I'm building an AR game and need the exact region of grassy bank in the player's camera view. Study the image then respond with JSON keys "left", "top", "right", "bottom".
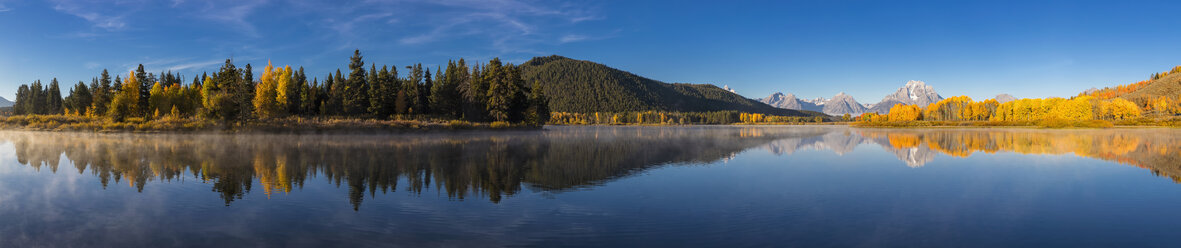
{"left": 0, "top": 115, "right": 538, "bottom": 133}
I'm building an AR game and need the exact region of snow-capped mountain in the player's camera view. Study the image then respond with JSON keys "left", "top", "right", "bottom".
{"left": 801, "top": 97, "right": 827, "bottom": 106}
{"left": 759, "top": 92, "right": 862, "bottom": 115}
{"left": 763, "top": 80, "right": 943, "bottom": 116}
{"left": 758, "top": 92, "right": 822, "bottom": 112}
{"left": 866, "top": 80, "right": 944, "bottom": 114}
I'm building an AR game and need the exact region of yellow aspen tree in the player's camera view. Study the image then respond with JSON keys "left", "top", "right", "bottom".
{"left": 275, "top": 65, "right": 294, "bottom": 112}
{"left": 254, "top": 61, "right": 282, "bottom": 118}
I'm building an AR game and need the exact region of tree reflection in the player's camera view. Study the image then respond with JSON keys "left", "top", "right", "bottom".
{"left": 0, "top": 127, "right": 803, "bottom": 208}
{"left": 7, "top": 127, "right": 1179, "bottom": 209}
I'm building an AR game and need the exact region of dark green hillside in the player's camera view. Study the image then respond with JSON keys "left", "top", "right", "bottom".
{"left": 519, "top": 55, "right": 818, "bottom": 116}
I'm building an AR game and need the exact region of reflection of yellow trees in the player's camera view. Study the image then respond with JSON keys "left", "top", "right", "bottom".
{"left": 861, "top": 129, "right": 1181, "bottom": 182}
{"left": 887, "top": 133, "right": 921, "bottom": 148}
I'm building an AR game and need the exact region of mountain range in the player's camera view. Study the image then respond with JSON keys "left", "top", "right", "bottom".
{"left": 519, "top": 55, "right": 821, "bottom": 117}
{"left": 759, "top": 80, "right": 941, "bottom": 116}
{"left": 760, "top": 81, "right": 1023, "bottom": 116}
{"left": 0, "top": 97, "right": 12, "bottom": 108}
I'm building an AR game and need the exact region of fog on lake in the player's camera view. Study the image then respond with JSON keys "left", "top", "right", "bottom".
{"left": 2, "top": 126, "right": 1179, "bottom": 247}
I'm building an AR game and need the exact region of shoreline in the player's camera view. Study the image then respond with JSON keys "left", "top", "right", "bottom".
{"left": 0, "top": 115, "right": 541, "bottom": 134}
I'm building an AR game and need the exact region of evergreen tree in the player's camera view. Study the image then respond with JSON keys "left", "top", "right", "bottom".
{"left": 343, "top": 50, "right": 369, "bottom": 115}
{"left": 300, "top": 77, "right": 317, "bottom": 116}
{"left": 46, "top": 78, "right": 64, "bottom": 115}
{"left": 14, "top": 84, "right": 29, "bottom": 115}
{"left": 113, "top": 75, "right": 123, "bottom": 93}
{"left": 91, "top": 69, "right": 113, "bottom": 115}
{"left": 461, "top": 62, "right": 486, "bottom": 122}
{"left": 30, "top": 80, "right": 44, "bottom": 114}
{"left": 135, "top": 64, "right": 150, "bottom": 116}
{"left": 288, "top": 67, "right": 305, "bottom": 115}
{"left": 405, "top": 64, "right": 423, "bottom": 115}
{"left": 485, "top": 59, "right": 518, "bottom": 122}
{"left": 526, "top": 80, "right": 551, "bottom": 126}
{"left": 65, "top": 81, "right": 93, "bottom": 115}
{"left": 421, "top": 68, "right": 433, "bottom": 115}
{"left": 367, "top": 64, "right": 385, "bottom": 117}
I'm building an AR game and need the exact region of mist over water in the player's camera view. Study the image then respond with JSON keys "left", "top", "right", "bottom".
{"left": 1, "top": 126, "right": 1180, "bottom": 247}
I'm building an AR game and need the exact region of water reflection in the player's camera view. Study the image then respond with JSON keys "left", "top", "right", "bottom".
{"left": 4, "top": 126, "right": 1180, "bottom": 209}
{"left": 762, "top": 128, "right": 1181, "bottom": 181}
{"left": 1, "top": 127, "right": 811, "bottom": 208}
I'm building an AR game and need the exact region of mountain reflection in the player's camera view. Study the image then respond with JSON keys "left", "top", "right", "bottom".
{"left": 4, "top": 126, "right": 1180, "bottom": 209}
{"left": 763, "top": 128, "right": 1181, "bottom": 181}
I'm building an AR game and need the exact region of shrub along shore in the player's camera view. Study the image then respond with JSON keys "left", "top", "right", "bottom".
{"left": 0, "top": 114, "right": 535, "bottom": 133}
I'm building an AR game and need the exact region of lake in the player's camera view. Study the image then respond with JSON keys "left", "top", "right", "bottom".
{"left": 1, "top": 126, "right": 1179, "bottom": 247}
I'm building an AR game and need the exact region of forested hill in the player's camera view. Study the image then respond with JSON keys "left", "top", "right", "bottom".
{"left": 1082, "top": 66, "right": 1181, "bottom": 105}
{"left": 519, "top": 55, "right": 819, "bottom": 116}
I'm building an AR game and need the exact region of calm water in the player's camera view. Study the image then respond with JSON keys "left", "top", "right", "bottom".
{"left": 1, "top": 126, "right": 1180, "bottom": 247}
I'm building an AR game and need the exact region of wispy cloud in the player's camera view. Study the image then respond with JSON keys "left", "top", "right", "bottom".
{"left": 294, "top": 0, "right": 607, "bottom": 53}
{"left": 49, "top": 0, "right": 130, "bottom": 30}
{"left": 0, "top": 4, "right": 11, "bottom": 12}
{"left": 559, "top": 34, "right": 588, "bottom": 43}
{"left": 179, "top": 0, "right": 268, "bottom": 37}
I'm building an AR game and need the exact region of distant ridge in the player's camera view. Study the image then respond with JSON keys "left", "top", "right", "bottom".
{"left": 0, "top": 96, "right": 12, "bottom": 107}
{"left": 519, "top": 55, "right": 819, "bottom": 116}
{"left": 761, "top": 80, "right": 943, "bottom": 115}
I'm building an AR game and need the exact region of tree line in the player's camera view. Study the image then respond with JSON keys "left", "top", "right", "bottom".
{"left": 12, "top": 50, "right": 550, "bottom": 126}
{"left": 860, "top": 95, "right": 1145, "bottom": 123}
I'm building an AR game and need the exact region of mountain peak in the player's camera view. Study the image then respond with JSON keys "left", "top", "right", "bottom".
{"left": 866, "top": 80, "right": 945, "bottom": 114}
{"left": 994, "top": 94, "right": 1016, "bottom": 103}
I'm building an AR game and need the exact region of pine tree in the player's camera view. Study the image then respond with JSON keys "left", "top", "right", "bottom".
{"left": 46, "top": 78, "right": 64, "bottom": 115}
{"left": 343, "top": 50, "right": 369, "bottom": 115}
{"left": 405, "top": 64, "right": 423, "bottom": 115}
{"left": 485, "top": 59, "right": 516, "bottom": 122}
{"left": 430, "top": 62, "right": 456, "bottom": 118}
{"left": 421, "top": 68, "right": 433, "bottom": 115}
{"left": 90, "top": 69, "right": 113, "bottom": 115}
{"left": 113, "top": 76, "right": 123, "bottom": 93}
{"left": 65, "top": 81, "right": 93, "bottom": 116}
{"left": 288, "top": 67, "right": 305, "bottom": 115}
{"left": 14, "top": 84, "right": 29, "bottom": 115}
{"left": 136, "top": 64, "right": 150, "bottom": 115}
{"left": 461, "top": 61, "right": 486, "bottom": 122}
{"left": 526, "top": 80, "right": 551, "bottom": 125}
{"left": 367, "top": 64, "right": 385, "bottom": 117}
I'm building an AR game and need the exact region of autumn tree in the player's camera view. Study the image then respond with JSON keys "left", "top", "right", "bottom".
{"left": 109, "top": 70, "right": 141, "bottom": 121}
{"left": 254, "top": 61, "right": 286, "bottom": 118}
{"left": 1100, "top": 98, "right": 1141, "bottom": 120}
{"left": 887, "top": 104, "right": 922, "bottom": 122}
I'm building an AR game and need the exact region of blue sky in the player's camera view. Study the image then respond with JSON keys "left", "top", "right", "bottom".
{"left": 1, "top": 0, "right": 1179, "bottom": 103}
